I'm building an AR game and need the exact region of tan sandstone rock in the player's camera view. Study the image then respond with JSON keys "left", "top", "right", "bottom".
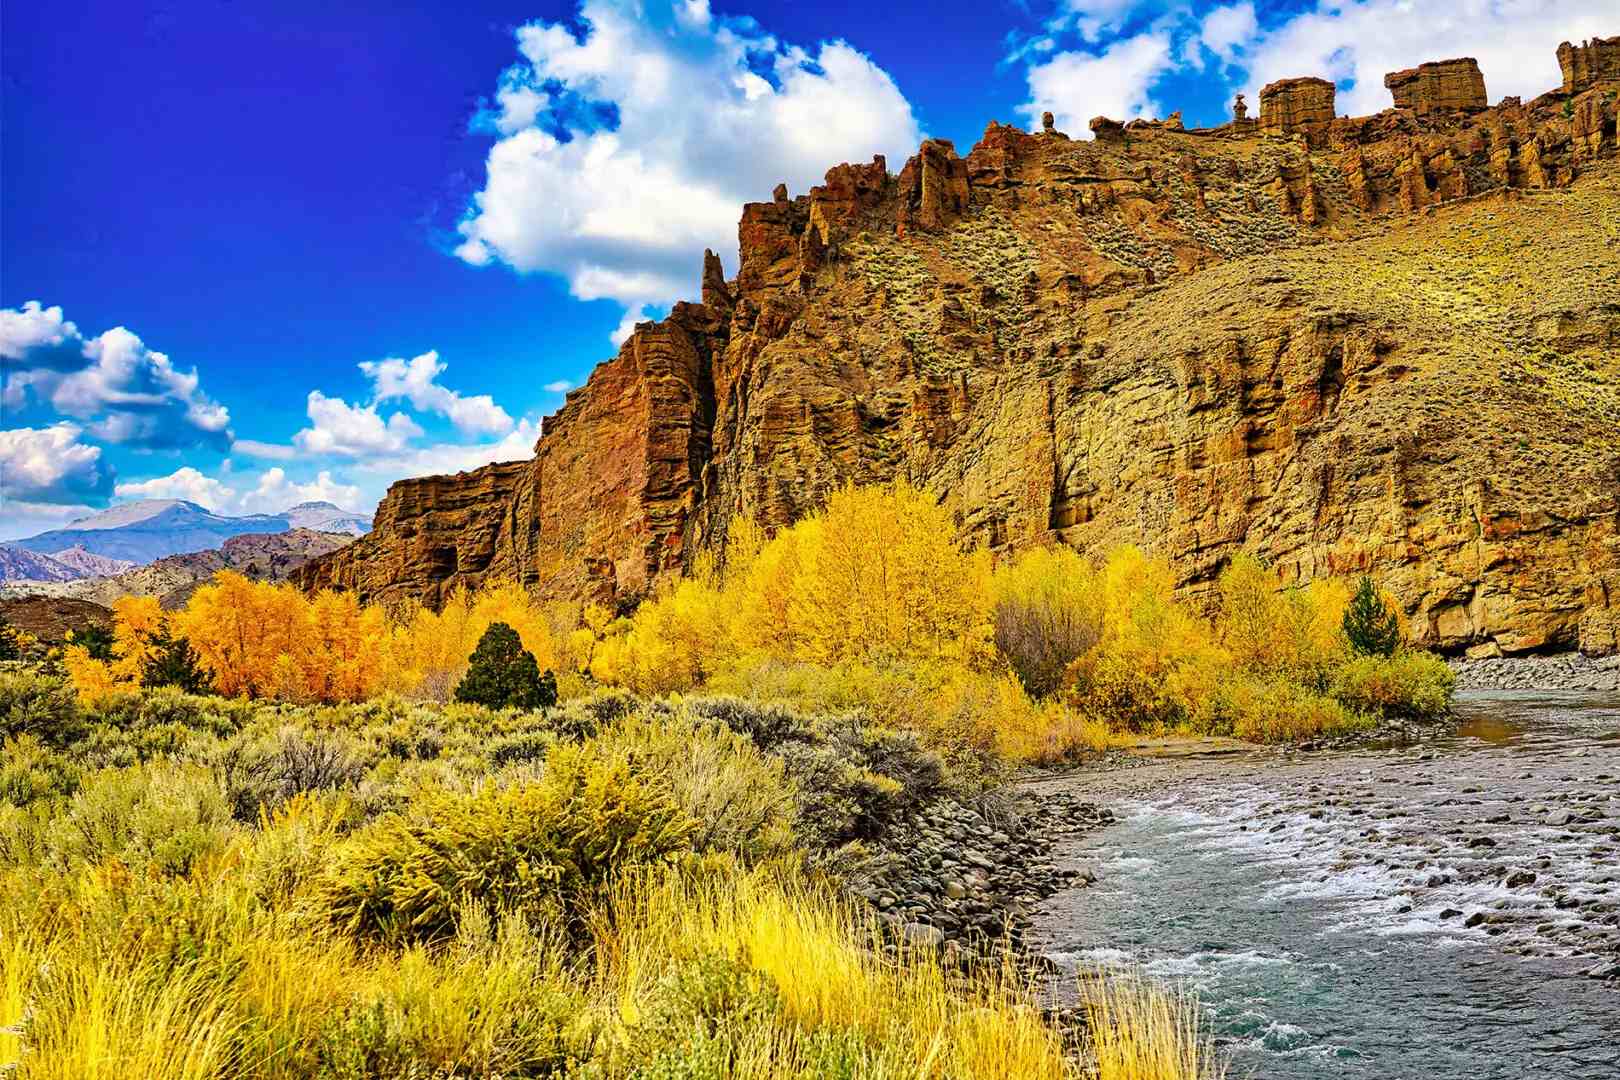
{"left": 1259, "top": 77, "right": 1336, "bottom": 145}
{"left": 299, "top": 43, "right": 1620, "bottom": 657}
{"left": 1385, "top": 58, "right": 1487, "bottom": 115}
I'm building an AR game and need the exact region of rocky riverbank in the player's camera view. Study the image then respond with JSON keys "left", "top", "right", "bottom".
{"left": 1451, "top": 653, "right": 1620, "bottom": 692}
{"left": 848, "top": 787, "right": 1113, "bottom": 961}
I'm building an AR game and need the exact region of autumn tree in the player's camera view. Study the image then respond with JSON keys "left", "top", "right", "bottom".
{"left": 732, "top": 480, "right": 992, "bottom": 667}
{"left": 991, "top": 545, "right": 1102, "bottom": 698}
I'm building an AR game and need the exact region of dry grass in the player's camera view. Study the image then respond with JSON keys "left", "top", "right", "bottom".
{"left": 1081, "top": 970, "right": 1225, "bottom": 1080}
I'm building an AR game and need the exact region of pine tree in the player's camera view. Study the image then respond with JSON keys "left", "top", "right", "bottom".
{"left": 1342, "top": 575, "right": 1401, "bottom": 657}
{"left": 453, "top": 622, "right": 556, "bottom": 710}
{"left": 71, "top": 623, "right": 115, "bottom": 660}
{"left": 143, "top": 631, "right": 208, "bottom": 693}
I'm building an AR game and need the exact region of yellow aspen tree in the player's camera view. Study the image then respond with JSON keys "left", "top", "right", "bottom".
{"left": 108, "top": 595, "right": 166, "bottom": 686}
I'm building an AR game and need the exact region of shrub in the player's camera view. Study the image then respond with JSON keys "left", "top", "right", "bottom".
{"left": 214, "top": 726, "right": 373, "bottom": 822}
{"left": 594, "top": 706, "right": 798, "bottom": 861}
{"left": 991, "top": 545, "right": 1102, "bottom": 698}
{"left": 0, "top": 669, "right": 84, "bottom": 747}
{"left": 321, "top": 739, "right": 694, "bottom": 942}
{"left": 0, "top": 616, "right": 21, "bottom": 661}
{"left": 1218, "top": 678, "right": 1374, "bottom": 743}
{"left": 1343, "top": 575, "right": 1401, "bottom": 657}
{"left": 1331, "top": 651, "right": 1455, "bottom": 721}
{"left": 452, "top": 622, "right": 556, "bottom": 710}
{"left": 43, "top": 763, "right": 234, "bottom": 876}
{"left": 0, "top": 734, "right": 81, "bottom": 808}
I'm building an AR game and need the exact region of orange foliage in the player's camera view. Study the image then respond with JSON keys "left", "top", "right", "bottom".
{"left": 171, "top": 572, "right": 385, "bottom": 702}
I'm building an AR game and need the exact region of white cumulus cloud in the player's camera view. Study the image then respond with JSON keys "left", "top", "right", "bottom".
{"left": 114, "top": 466, "right": 237, "bottom": 511}
{"left": 293, "top": 391, "right": 424, "bottom": 457}
{"left": 0, "top": 423, "right": 115, "bottom": 504}
{"left": 1239, "top": 0, "right": 1619, "bottom": 118}
{"left": 237, "top": 468, "right": 366, "bottom": 516}
{"left": 352, "top": 418, "right": 541, "bottom": 481}
{"left": 358, "top": 350, "right": 513, "bottom": 437}
{"left": 454, "top": 0, "right": 922, "bottom": 341}
{"left": 1023, "top": 31, "right": 1175, "bottom": 134}
{"left": 1, "top": 302, "right": 231, "bottom": 451}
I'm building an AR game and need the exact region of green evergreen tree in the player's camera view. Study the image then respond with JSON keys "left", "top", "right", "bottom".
{"left": 453, "top": 622, "right": 557, "bottom": 710}
{"left": 1343, "top": 575, "right": 1401, "bottom": 657}
{"left": 70, "top": 623, "right": 115, "bottom": 659}
{"left": 143, "top": 631, "right": 208, "bottom": 693}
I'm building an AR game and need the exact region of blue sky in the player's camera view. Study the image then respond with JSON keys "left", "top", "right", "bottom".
{"left": 2, "top": 0, "right": 1611, "bottom": 540}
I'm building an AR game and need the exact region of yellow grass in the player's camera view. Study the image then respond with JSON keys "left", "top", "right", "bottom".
{"left": 1081, "top": 970, "right": 1225, "bottom": 1080}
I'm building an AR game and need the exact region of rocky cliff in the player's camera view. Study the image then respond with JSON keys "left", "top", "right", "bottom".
{"left": 299, "top": 44, "right": 1620, "bottom": 657}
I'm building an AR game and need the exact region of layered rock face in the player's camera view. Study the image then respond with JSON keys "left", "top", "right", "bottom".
{"left": 1559, "top": 36, "right": 1620, "bottom": 94}
{"left": 1384, "top": 58, "right": 1487, "bottom": 115}
{"left": 1259, "top": 77, "right": 1337, "bottom": 145}
{"left": 300, "top": 46, "right": 1620, "bottom": 656}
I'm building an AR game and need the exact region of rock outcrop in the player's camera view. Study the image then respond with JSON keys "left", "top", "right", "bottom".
{"left": 1385, "top": 58, "right": 1487, "bottom": 115}
{"left": 299, "top": 44, "right": 1620, "bottom": 657}
{"left": 1559, "top": 36, "right": 1620, "bottom": 95}
{"left": 1259, "top": 77, "right": 1337, "bottom": 145}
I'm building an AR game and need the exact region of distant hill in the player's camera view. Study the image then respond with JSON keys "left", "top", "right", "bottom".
{"left": 2, "top": 529, "right": 356, "bottom": 609}
{"left": 0, "top": 596, "right": 112, "bottom": 645}
{"left": 0, "top": 545, "right": 81, "bottom": 584}
{"left": 8, "top": 499, "right": 371, "bottom": 567}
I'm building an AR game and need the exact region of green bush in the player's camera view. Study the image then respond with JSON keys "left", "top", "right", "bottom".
{"left": 0, "top": 616, "right": 22, "bottom": 661}
{"left": 0, "top": 669, "right": 84, "bottom": 747}
{"left": 594, "top": 707, "right": 797, "bottom": 861}
{"left": 43, "top": 762, "right": 234, "bottom": 876}
{"left": 1332, "top": 651, "right": 1455, "bottom": 721}
{"left": 321, "top": 739, "right": 694, "bottom": 942}
{"left": 1343, "top": 576, "right": 1401, "bottom": 658}
{"left": 453, "top": 622, "right": 557, "bottom": 710}
{"left": 142, "top": 631, "right": 209, "bottom": 693}
{"left": 70, "top": 623, "right": 115, "bottom": 659}
{"left": 213, "top": 726, "right": 373, "bottom": 822}
{"left": 0, "top": 733, "right": 82, "bottom": 807}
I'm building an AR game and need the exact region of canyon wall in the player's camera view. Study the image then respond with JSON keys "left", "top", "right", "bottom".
{"left": 299, "top": 46, "right": 1620, "bottom": 656}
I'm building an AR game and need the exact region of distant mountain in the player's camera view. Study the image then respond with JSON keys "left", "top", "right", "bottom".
{"left": 0, "top": 543, "right": 139, "bottom": 585}
{"left": 282, "top": 501, "right": 372, "bottom": 536}
{"left": 2, "top": 529, "right": 356, "bottom": 609}
{"left": 10, "top": 499, "right": 371, "bottom": 565}
{"left": 0, "top": 545, "right": 80, "bottom": 584}
{"left": 43, "top": 546, "right": 137, "bottom": 578}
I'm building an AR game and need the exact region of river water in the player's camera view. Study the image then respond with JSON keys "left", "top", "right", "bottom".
{"left": 1027, "top": 691, "right": 1620, "bottom": 1079}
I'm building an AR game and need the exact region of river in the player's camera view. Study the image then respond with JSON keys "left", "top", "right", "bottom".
{"left": 1026, "top": 691, "right": 1620, "bottom": 1079}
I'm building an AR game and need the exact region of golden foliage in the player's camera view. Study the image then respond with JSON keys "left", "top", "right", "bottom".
{"left": 712, "top": 480, "right": 994, "bottom": 667}
{"left": 378, "top": 581, "right": 569, "bottom": 701}
{"left": 63, "top": 595, "right": 170, "bottom": 702}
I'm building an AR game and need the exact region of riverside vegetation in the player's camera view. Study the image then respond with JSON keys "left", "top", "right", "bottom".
{"left": 0, "top": 482, "right": 1452, "bottom": 1078}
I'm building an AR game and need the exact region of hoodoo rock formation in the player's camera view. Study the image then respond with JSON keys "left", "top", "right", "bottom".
{"left": 300, "top": 45, "right": 1620, "bottom": 657}
{"left": 1384, "top": 58, "right": 1487, "bottom": 116}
